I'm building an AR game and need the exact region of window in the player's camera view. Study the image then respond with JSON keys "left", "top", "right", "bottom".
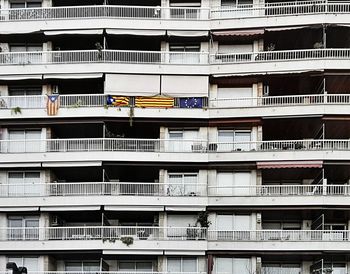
{"left": 323, "top": 263, "right": 347, "bottom": 274}
{"left": 7, "top": 257, "right": 39, "bottom": 272}
{"left": 7, "top": 86, "right": 43, "bottom": 108}
{"left": 7, "top": 216, "right": 39, "bottom": 240}
{"left": 65, "top": 261, "right": 100, "bottom": 272}
{"left": 118, "top": 261, "right": 153, "bottom": 272}
{"left": 168, "top": 129, "right": 199, "bottom": 152}
{"left": 167, "top": 173, "right": 199, "bottom": 196}
{"left": 217, "top": 87, "right": 253, "bottom": 107}
{"left": 7, "top": 171, "right": 41, "bottom": 196}
{"left": 220, "top": 0, "right": 253, "bottom": 18}
{"left": 216, "top": 257, "right": 251, "bottom": 274}
{"left": 169, "top": 44, "right": 200, "bottom": 64}
{"left": 262, "top": 263, "right": 301, "bottom": 274}
{"left": 8, "top": 129, "right": 42, "bottom": 153}
{"left": 218, "top": 129, "right": 251, "bottom": 151}
{"left": 9, "top": 44, "right": 42, "bottom": 64}
{"left": 216, "top": 171, "right": 251, "bottom": 196}
{"left": 216, "top": 214, "right": 251, "bottom": 240}
{"left": 10, "top": 0, "right": 42, "bottom": 8}
{"left": 169, "top": 1, "right": 201, "bottom": 19}
{"left": 167, "top": 214, "right": 198, "bottom": 238}
{"left": 167, "top": 257, "right": 197, "bottom": 272}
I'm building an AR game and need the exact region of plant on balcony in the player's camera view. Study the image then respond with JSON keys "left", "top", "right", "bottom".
{"left": 70, "top": 99, "right": 83, "bottom": 108}
{"left": 196, "top": 211, "right": 211, "bottom": 228}
{"left": 11, "top": 106, "right": 21, "bottom": 115}
{"left": 120, "top": 236, "right": 134, "bottom": 246}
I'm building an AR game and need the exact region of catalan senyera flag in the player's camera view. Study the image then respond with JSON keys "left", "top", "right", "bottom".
{"left": 135, "top": 96, "right": 174, "bottom": 108}
{"left": 46, "top": 94, "right": 60, "bottom": 116}
{"left": 106, "top": 95, "right": 129, "bottom": 107}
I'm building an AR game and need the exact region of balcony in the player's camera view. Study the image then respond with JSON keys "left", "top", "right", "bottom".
{"left": 0, "top": 181, "right": 207, "bottom": 197}
{"left": 0, "top": 226, "right": 208, "bottom": 252}
{"left": 0, "top": 138, "right": 350, "bottom": 164}
{"left": 0, "top": 1, "right": 349, "bottom": 32}
{"left": 0, "top": 48, "right": 349, "bottom": 76}
{"left": 0, "top": 93, "right": 349, "bottom": 120}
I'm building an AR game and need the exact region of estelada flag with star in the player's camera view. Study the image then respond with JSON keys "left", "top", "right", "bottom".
{"left": 47, "top": 94, "right": 60, "bottom": 116}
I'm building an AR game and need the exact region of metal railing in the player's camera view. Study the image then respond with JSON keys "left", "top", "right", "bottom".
{"left": 208, "top": 184, "right": 325, "bottom": 196}
{"left": 0, "top": 93, "right": 348, "bottom": 111}
{"left": 207, "top": 230, "right": 350, "bottom": 241}
{"left": 0, "top": 272, "right": 207, "bottom": 274}
{"left": 0, "top": 1, "right": 348, "bottom": 21}
{"left": 0, "top": 5, "right": 210, "bottom": 21}
{"left": 0, "top": 182, "right": 207, "bottom": 197}
{"left": 1, "top": 227, "right": 350, "bottom": 242}
{"left": 209, "top": 93, "right": 350, "bottom": 108}
{"left": 210, "top": 48, "right": 350, "bottom": 64}
{"left": 0, "top": 50, "right": 208, "bottom": 65}
{"left": 0, "top": 226, "right": 207, "bottom": 241}
{"left": 0, "top": 48, "right": 349, "bottom": 66}
{"left": 1, "top": 138, "right": 350, "bottom": 153}
{"left": 211, "top": 0, "right": 350, "bottom": 19}
{"left": 262, "top": 267, "right": 302, "bottom": 274}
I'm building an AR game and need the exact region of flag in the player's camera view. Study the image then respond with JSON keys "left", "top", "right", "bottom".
{"left": 179, "top": 97, "right": 203, "bottom": 108}
{"left": 46, "top": 94, "right": 60, "bottom": 116}
{"left": 106, "top": 95, "right": 129, "bottom": 107}
{"left": 135, "top": 96, "right": 174, "bottom": 108}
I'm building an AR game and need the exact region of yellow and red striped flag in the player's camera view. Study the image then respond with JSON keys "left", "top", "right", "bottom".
{"left": 46, "top": 94, "right": 60, "bottom": 116}
{"left": 135, "top": 96, "right": 174, "bottom": 108}
{"left": 107, "top": 95, "right": 129, "bottom": 107}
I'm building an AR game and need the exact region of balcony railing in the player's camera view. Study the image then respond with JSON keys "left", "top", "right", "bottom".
{"left": 0, "top": 48, "right": 349, "bottom": 67}
{"left": 0, "top": 182, "right": 207, "bottom": 197}
{"left": 208, "top": 230, "right": 350, "bottom": 241}
{"left": 0, "top": 50, "right": 208, "bottom": 65}
{"left": 0, "top": 5, "right": 210, "bottom": 21}
{"left": 0, "top": 226, "right": 207, "bottom": 241}
{"left": 211, "top": 0, "right": 350, "bottom": 19}
{"left": 0, "top": 272, "right": 207, "bottom": 274}
{"left": 0, "top": 138, "right": 350, "bottom": 153}
{"left": 0, "top": 94, "right": 209, "bottom": 109}
{"left": 1, "top": 227, "right": 349, "bottom": 242}
{"left": 210, "top": 48, "right": 350, "bottom": 63}
{"left": 262, "top": 267, "right": 302, "bottom": 274}
{"left": 0, "top": 1, "right": 348, "bottom": 21}
{"left": 210, "top": 93, "right": 350, "bottom": 108}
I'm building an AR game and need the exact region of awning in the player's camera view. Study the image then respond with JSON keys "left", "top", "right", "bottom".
{"left": 42, "top": 161, "right": 102, "bottom": 167}
{"left": 165, "top": 206, "right": 206, "bottom": 211}
{"left": 167, "top": 30, "right": 209, "bottom": 37}
{"left": 104, "top": 206, "right": 164, "bottom": 211}
{"left": 103, "top": 250, "right": 163, "bottom": 255}
{"left": 0, "top": 207, "right": 39, "bottom": 212}
{"left": 0, "top": 74, "right": 42, "bottom": 80}
{"left": 265, "top": 26, "right": 308, "bottom": 32}
{"left": 161, "top": 75, "right": 208, "bottom": 97}
{"left": 40, "top": 206, "right": 101, "bottom": 211}
{"left": 44, "top": 29, "right": 103, "bottom": 36}
{"left": 165, "top": 251, "right": 206, "bottom": 255}
{"left": 257, "top": 160, "right": 323, "bottom": 169}
{"left": 43, "top": 73, "right": 103, "bottom": 79}
{"left": 0, "top": 163, "right": 41, "bottom": 168}
{"left": 104, "top": 74, "right": 160, "bottom": 96}
{"left": 212, "top": 29, "right": 264, "bottom": 37}
{"left": 106, "top": 29, "right": 166, "bottom": 36}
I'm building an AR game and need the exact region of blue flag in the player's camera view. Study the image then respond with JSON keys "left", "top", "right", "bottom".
{"left": 179, "top": 97, "right": 203, "bottom": 108}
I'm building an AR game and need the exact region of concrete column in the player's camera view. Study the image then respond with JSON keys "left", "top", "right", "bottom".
{"left": 302, "top": 220, "right": 311, "bottom": 230}
{"left": 208, "top": 127, "right": 217, "bottom": 143}
{"left": 256, "top": 170, "right": 262, "bottom": 186}
{"left": 257, "top": 126, "right": 263, "bottom": 142}
{"left": 256, "top": 256, "right": 262, "bottom": 274}
{"left": 302, "top": 261, "right": 312, "bottom": 274}
{"left": 0, "top": 86, "right": 8, "bottom": 96}
{"left": 209, "top": 84, "right": 218, "bottom": 107}
{"left": 158, "top": 255, "right": 166, "bottom": 272}
{"left": 207, "top": 169, "right": 216, "bottom": 196}
{"left": 0, "top": 43, "right": 9, "bottom": 52}
{"left": 198, "top": 169, "right": 208, "bottom": 195}
{"left": 256, "top": 212, "right": 262, "bottom": 230}
{"left": 0, "top": 213, "right": 7, "bottom": 241}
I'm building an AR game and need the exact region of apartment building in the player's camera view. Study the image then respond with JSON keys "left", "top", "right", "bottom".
{"left": 0, "top": 0, "right": 350, "bottom": 274}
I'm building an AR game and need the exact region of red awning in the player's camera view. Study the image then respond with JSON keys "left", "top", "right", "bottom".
{"left": 212, "top": 29, "right": 264, "bottom": 37}
{"left": 257, "top": 160, "right": 323, "bottom": 169}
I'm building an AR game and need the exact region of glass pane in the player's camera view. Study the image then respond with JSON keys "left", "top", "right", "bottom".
{"left": 65, "top": 262, "right": 82, "bottom": 271}
{"left": 136, "top": 262, "right": 153, "bottom": 271}
{"left": 217, "top": 172, "right": 234, "bottom": 195}
{"left": 8, "top": 257, "right": 23, "bottom": 267}
{"left": 234, "top": 132, "right": 251, "bottom": 151}
{"left": 167, "top": 258, "right": 181, "bottom": 272}
{"left": 23, "top": 257, "right": 39, "bottom": 272}
{"left": 8, "top": 131, "right": 25, "bottom": 153}
{"left": 119, "top": 262, "right": 135, "bottom": 271}
{"left": 10, "top": 2, "right": 26, "bottom": 8}
{"left": 217, "top": 258, "right": 233, "bottom": 273}
{"left": 83, "top": 262, "right": 100, "bottom": 271}
{"left": 233, "top": 258, "right": 250, "bottom": 274}
{"left": 183, "top": 258, "right": 197, "bottom": 272}
{"left": 233, "top": 172, "right": 251, "bottom": 196}
{"left": 218, "top": 131, "right": 234, "bottom": 151}
{"left": 27, "top": 2, "right": 42, "bottom": 8}
{"left": 168, "top": 174, "right": 183, "bottom": 196}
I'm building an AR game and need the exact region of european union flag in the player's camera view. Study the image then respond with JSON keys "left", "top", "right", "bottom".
{"left": 179, "top": 97, "right": 203, "bottom": 108}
